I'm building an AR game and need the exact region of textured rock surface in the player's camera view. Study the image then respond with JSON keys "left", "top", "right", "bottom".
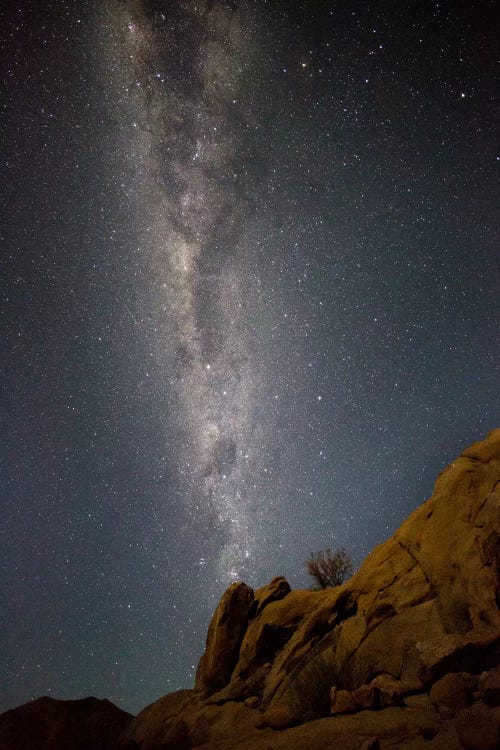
{"left": 430, "top": 673, "right": 468, "bottom": 715}
{"left": 195, "top": 581, "right": 254, "bottom": 696}
{"left": 250, "top": 576, "right": 291, "bottom": 618}
{"left": 453, "top": 703, "right": 500, "bottom": 750}
{"left": 0, "top": 696, "right": 132, "bottom": 750}
{"left": 479, "top": 665, "right": 500, "bottom": 706}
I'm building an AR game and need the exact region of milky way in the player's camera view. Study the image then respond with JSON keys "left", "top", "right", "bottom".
{"left": 2, "top": 0, "right": 498, "bottom": 715}
{"left": 96, "top": 1, "right": 272, "bottom": 583}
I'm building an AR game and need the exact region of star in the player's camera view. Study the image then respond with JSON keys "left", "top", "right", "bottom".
{"left": 1, "top": 0, "right": 497, "bottom": 719}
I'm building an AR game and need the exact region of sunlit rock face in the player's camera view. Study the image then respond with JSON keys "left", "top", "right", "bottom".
{"left": 123, "top": 429, "right": 500, "bottom": 749}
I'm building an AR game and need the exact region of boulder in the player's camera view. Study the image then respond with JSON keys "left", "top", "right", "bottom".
{"left": 204, "top": 676, "right": 246, "bottom": 704}
{"left": 259, "top": 704, "right": 301, "bottom": 729}
{"left": 244, "top": 696, "right": 260, "bottom": 709}
{"left": 235, "top": 589, "right": 320, "bottom": 684}
{"left": 331, "top": 684, "right": 379, "bottom": 714}
{"left": 479, "top": 666, "right": 500, "bottom": 706}
{"left": 429, "top": 673, "right": 468, "bottom": 716}
{"left": 330, "top": 676, "right": 409, "bottom": 715}
{"left": 330, "top": 687, "right": 360, "bottom": 715}
{"left": 120, "top": 690, "right": 193, "bottom": 750}
{"left": 369, "top": 674, "right": 408, "bottom": 707}
{"left": 126, "top": 697, "right": 260, "bottom": 750}
{"left": 195, "top": 581, "right": 254, "bottom": 696}
{"left": 454, "top": 703, "right": 500, "bottom": 750}
{"left": 250, "top": 576, "right": 291, "bottom": 618}
{"left": 415, "top": 630, "right": 500, "bottom": 686}
{"left": 404, "top": 693, "right": 436, "bottom": 711}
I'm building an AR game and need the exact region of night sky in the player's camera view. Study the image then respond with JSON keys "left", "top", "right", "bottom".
{"left": 1, "top": 0, "right": 498, "bottom": 716}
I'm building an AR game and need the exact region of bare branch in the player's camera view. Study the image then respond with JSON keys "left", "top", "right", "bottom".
{"left": 306, "top": 548, "right": 354, "bottom": 589}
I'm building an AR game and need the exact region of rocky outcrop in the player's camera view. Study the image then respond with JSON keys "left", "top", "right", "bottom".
{"left": 250, "top": 576, "right": 291, "bottom": 618}
{"left": 195, "top": 581, "right": 253, "bottom": 696}
{"left": 123, "top": 428, "right": 500, "bottom": 749}
{"left": 0, "top": 695, "right": 132, "bottom": 750}
{"left": 3, "top": 430, "right": 500, "bottom": 750}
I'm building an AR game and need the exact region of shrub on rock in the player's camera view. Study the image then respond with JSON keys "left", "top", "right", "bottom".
{"left": 306, "top": 548, "right": 354, "bottom": 589}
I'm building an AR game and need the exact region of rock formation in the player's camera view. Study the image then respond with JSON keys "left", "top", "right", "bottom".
{"left": 122, "top": 428, "right": 500, "bottom": 749}
{"left": 1, "top": 429, "right": 499, "bottom": 749}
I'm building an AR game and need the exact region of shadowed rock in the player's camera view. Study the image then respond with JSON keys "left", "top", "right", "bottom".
{"left": 195, "top": 581, "right": 254, "bottom": 696}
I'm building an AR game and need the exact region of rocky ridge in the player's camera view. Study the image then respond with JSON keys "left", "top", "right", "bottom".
{"left": 1, "top": 429, "right": 499, "bottom": 750}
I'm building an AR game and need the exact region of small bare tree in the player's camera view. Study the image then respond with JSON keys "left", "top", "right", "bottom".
{"left": 306, "top": 548, "right": 353, "bottom": 589}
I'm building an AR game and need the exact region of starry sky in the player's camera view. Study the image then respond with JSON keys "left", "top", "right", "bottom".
{"left": 1, "top": 0, "right": 498, "bottom": 716}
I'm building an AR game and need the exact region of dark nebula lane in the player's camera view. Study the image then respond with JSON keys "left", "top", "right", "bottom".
{"left": 94, "top": 0, "right": 275, "bottom": 584}
{"left": 1, "top": 0, "right": 498, "bottom": 715}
